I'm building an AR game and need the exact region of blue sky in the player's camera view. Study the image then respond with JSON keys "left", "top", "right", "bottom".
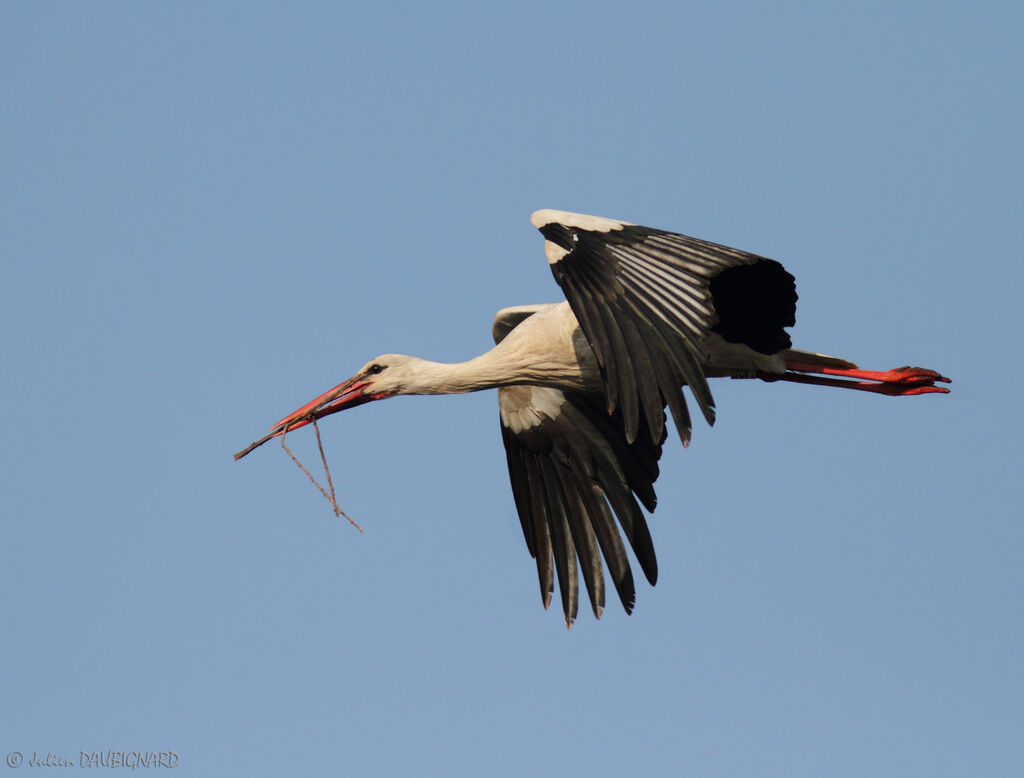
{"left": 2, "top": 2, "right": 1021, "bottom": 776}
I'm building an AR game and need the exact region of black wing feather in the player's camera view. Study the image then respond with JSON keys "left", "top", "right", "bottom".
{"left": 522, "top": 447, "right": 554, "bottom": 608}
{"left": 537, "top": 455, "right": 579, "bottom": 625}
{"left": 552, "top": 456, "right": 605, "bottom": 619}
{"left": 499, "top": 385, "right": 665, "bottom": 625}
{"left": 538, "top": 213, "right": 794, "bottom": 445}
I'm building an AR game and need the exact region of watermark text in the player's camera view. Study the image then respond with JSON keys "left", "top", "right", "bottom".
{"left": 6, "top": 750, "right": 179, "bottom": 769}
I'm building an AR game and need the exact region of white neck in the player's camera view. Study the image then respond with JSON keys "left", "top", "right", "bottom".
{"left": 399, "top": 336, "right": 590, "bottom": 395}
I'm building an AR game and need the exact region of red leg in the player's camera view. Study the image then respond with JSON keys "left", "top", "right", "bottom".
{"left": 759, "top": 361, "right": 951, "bottom": 396}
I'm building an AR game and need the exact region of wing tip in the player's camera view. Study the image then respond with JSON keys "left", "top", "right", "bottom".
{"left": 530, "top": 208, "right": 631, "bottom": 233}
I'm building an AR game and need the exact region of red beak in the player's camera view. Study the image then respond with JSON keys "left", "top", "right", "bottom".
{"left": 233, "top": 375, "right": 383, "bottom": 461}
{"left": 270, "top": 376, "right": 376, "bottom": 434}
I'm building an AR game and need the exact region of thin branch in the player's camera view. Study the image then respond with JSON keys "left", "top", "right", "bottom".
{"left": 312, "top": 417, "right": 337, "bottom": 513}
{"left": 279, "top": 424, "right": 364, "bottom": 532}
{"left": 312, "top": 417, "right": 363, "bottom": 531}
{"left": 234, "top": 430, "right": 277, "bottom": 460}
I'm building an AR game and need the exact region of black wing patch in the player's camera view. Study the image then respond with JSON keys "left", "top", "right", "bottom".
{"left": 535, "top": 211, "right": 795, "bottom": 446}
{"left": 709, "top": 262, "right": 796, "bottom": 354}
{"left": 499, "top": 385, "right": 665, "bottom": 627}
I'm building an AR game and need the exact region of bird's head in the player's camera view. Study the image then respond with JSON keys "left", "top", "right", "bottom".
{"left": 269, "top": 354, "right": 429, "bottom": 434}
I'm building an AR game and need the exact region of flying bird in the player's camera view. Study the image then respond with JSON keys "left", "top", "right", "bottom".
{"left": 235, "top": 209, "right": 949, "bottom": 627}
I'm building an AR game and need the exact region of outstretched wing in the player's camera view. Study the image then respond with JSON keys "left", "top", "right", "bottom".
{"left": 532, "top": 209, "right": 795, "bottom": 446}
{"left": 492, "top": 306, "right": 666, "bottom": 626}
{"left": 499, "top": 384, "right": 664, "bottom": 627}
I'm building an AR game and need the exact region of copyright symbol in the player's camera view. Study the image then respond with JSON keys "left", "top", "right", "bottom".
{"left": 6, "top": 751, "right": 23, "bottom": 768}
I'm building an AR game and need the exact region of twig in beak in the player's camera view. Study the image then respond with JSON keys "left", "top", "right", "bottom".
{"left": 280, "top": 422, "right": 364, "bottom": 533}
{"left": 234, "top": 431, "right": 276, "bottom": 460}
{"left": 312, "top": 417, "right": 341, "bottom": 519}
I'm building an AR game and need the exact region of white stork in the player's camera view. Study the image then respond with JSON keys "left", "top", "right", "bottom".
{"left": 235, "top": 209, "right": 949, "bottom": 626}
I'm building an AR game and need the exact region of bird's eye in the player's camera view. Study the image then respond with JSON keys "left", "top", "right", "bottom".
{"left": 367, "top": 363, "right": 386, "bottom": 375}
